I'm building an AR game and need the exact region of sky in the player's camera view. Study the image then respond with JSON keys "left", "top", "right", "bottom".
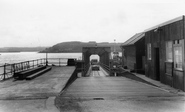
{"left": 0, "top": 0, "right": 185, "bottom": 47}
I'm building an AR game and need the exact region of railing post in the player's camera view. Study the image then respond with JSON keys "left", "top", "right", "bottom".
{"left": 13, "top": 64, "right": 15, "bottom": 75}
{"left": 46, "top": 58, "right": 48, "bottom": 66}
{"left": 11, "top": 64, "right": 13, "bottom": 75}
{"left": 28, "top": 61, "right": 30, "bottom": 69}
{"left": 21, "top": 62, "right": 23, "bottom": 70}
{"left": 3, "top": 63, "right": 6, "bottom": 80}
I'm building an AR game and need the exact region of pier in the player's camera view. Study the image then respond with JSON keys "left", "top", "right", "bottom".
{"left": 56, "top": 65, "right": 185, "bottom": 112}
{"left": 0, "top": 47, "right": 184, "bottom": 112}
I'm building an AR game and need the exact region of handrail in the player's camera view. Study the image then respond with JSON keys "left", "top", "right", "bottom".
{"left": 0, "top": 58, "right": 47, "bottom": 81}
{"left": 0, "top": 58, "right": 76, "bottom": 81}
{"left": 47, "top": 58, "right": 69, "bottom": 66}
{"left": 99, "top": 62, "right": 110, "bottom": 73}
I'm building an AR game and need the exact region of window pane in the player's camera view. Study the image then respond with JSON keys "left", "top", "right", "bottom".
{"left": 166, "top": 41, "right": 173, "bottom": 62}
{"left": 174, "top": 46, "right": 182, "bottom": 69}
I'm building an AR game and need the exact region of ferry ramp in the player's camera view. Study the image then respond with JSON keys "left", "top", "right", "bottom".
{"left": 56, "top": 66, "right": 185, "bottom": 112}
{"left": 87, "top": 65, "right": 109, "bottom": 77}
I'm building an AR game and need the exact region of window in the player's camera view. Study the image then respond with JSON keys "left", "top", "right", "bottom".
{"left": 147, "top": 43, "right": 151, "bottom": 60}
{"left": 166, "top": 41, "right": 173, "bottom": 62}
{"left": 174, "top": 46, "right": 183, "bottom": 69}
{"left": 173, "top": 39, "right": 184, "bottom": 70}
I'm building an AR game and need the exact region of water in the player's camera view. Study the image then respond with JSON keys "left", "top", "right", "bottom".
{"left": 0, "top": 52, "right": 122, "bottom": 76}
{"left": 0, "top": 52, "right": 82, "bottom": 66}
{"left": 0, "top": 52, "right": 122, "bottom": 66}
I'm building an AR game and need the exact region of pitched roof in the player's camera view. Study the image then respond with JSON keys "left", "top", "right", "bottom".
{"left": 121, "top": 32, "right": 145, "bottom": 47}
{"left": 144, "top": 16, "right": 184, "bottom": 32}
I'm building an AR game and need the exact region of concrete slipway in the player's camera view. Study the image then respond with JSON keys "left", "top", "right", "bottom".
{"left": 0, "top": 66, "right": 75, "bottom": 112}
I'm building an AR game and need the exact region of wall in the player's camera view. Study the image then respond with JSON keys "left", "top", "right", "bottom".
{"left": 136, "top": 38, "right": 145, "bottom": 71}
{"left": 145, "top": 17, "right": 185, "bottom": 91}
{"left": 122, "top": 45, "right": 136, "bottom": 70}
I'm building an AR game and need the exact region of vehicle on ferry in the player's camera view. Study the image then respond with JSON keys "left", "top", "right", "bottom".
{"left": 92, "top": 65, "right": 99, "bottom": 71}
{"left": 91, "top": 59, "right": 99, "bottom": 71}
{"left": 91, "top": 59, "right": 98, "bottom": 65}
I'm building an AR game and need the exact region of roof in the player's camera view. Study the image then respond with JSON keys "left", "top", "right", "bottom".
{"left": 144, "top": 16, "right": 184, "bottom": 32}
{"left": 121, "top": 32, "right": 145, "bottom": 47}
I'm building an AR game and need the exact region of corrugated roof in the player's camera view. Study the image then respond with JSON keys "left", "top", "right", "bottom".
{"left": 121, "top": 32, "right": 145, "bottom": 46}
{"left": 144, "top": 16, "right": 184, "bottom": 32}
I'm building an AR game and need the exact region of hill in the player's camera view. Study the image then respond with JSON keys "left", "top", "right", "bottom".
{"left": 0, "top": 47, "right": 47, "bottom": 52}
{"left": 40, "top": 41, "right": 122, "bottom": 53}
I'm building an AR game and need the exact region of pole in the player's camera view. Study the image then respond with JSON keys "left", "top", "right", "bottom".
{"left": 114, "top": 39, "right": 116, "bottom": 52}
{"left": 46, "top": 51, "right": 48, "bottom": 66}
{"left": 3, "top": 63, "right": 6, "bottom": 80}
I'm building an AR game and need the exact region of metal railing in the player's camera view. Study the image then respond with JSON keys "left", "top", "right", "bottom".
{"left": 99, "top": 62, "right": 110, "bottom": 73}
{"left": 47, "top": 58, "right": 69, "bottom": 66}
{"left": 0, "top": 58, "right": 47, "bottom": 81}
{"left": 0, "top": 58, "right": 74, "bottom": 81}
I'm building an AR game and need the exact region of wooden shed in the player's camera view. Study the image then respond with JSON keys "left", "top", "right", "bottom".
{"left": 121, "top": 32, "right": 145, "bottom": 73}
{"left": 144, "top": 16, "right": 185, "bottom": 91}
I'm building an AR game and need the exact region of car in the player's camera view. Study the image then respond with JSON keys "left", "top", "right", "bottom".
{"left": 91, "top": 59, "right": 98, "bottom": 65}
{"left": 92, "top": 65, "right": 99, "bottom": 71}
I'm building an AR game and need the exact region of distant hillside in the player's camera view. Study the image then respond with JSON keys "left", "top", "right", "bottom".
{"left": 0, "top": 47, "right": 47, "bottom": 52}
{"left": 40, "top": 41, "right": 122, "bottom": 53}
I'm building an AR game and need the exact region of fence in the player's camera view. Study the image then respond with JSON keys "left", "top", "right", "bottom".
{"left": 47, "top": 58, "right": 69, "bottom": 66}
{"left": 0, "top": 58, "right": 74, "bottom": 81}
{"left": 99, "top": 62, "right": 110, "bottom": 74}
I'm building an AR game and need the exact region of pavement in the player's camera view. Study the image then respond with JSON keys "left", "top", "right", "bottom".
{"left": 130, "top": 72, "right": 185, "bottom": 95}
{"left": 117, "top": 68, "right": 185, "bottom": 95}
{"left": 56, "top": 67, "right": 185, "bottom": 112}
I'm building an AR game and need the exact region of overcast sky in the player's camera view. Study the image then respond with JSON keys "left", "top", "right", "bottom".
{"left": 0, "top": 0, "right": 185, "bottom": 47}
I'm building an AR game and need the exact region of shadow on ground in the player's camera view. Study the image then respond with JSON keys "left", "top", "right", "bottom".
{"left": 55, "top": 96, "right": 84, "bottom": 112}
{"left": 118, "top": 71, "right": 158, "bottom": 87}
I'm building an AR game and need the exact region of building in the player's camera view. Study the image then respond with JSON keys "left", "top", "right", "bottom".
{"left": 144, "top": 16, "right": 185, "bottom": 91}
{"left": 121, "top": 32, "right": 145, "bottom": 73}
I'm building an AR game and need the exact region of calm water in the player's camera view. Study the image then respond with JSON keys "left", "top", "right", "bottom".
{"left": 0, "top": 52, "right": 121, "bottom": 75}
{"left": 0, "top": 52, "right": 82, "bottom": 66}
{"left": 0, "top": 52, "right": 122, "bottom": 66}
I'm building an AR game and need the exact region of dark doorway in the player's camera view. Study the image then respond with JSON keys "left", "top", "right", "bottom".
{"left": 155, "top": 48, "right": 160, "bottom": 81}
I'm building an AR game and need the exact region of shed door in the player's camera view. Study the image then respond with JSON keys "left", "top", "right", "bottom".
{"left": 154, "top": 48, "right": 160, "bottom": 81}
